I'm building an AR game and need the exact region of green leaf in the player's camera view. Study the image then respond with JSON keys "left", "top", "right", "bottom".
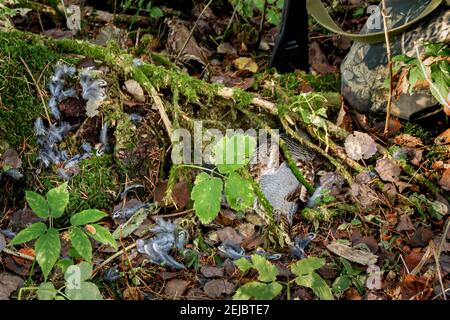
{"left": 251, "top": 254, "right": 279, "bottom": 283}
{"left": 70, "top": 209, "right": 107, "bottom": 226}
{"left": 408, "top": 66, "right": 424, "bottom": 94}
{"left": 213, "top": 134, "right": 256, "bottom": 174}
{"left": 56, "top": 258, "right": 74, "bottom": 275}
{"left": 234, "top": 257, "right": 253, "bottom": 272}
{"left": 37, "top": 282, "right": 58, "bottom": 300}
{"left": 150, "top": 6, "right": 163, "bottom": 17}
{"left": 65, "top": 281, "right": 103, "bottom": 300}
{"left": 224, "top": 172, "right": 255, "bottom": 211}
{"left": 233, "top": 281, "right": 282, "bottom": 300}
{"left": 35, "top": 227, "right": 61, "bottom": 280}
{"left": 69, "top": 227, "right": 92, "bottom": 262}
{"left": 291, "top": 257, "right": 325, "bottom": 276}
{"left": 191, "top": 173, "right": 223, "bottom": 224}
{"left": 46, "top": 182, "right": 69, "bottom": 218}
{"left": 87, "top": 224, "right": 118, "bottom": 250}
{"left": 25, "top": 191, "right": 49, "bottom": 219}
{"left": 332, "top": 275, "right": 351, "bottom": 295}
{"left": 10, "top": 222, "right": 47, "bottom": 245}
{"left": 310, "top": 272, "right": 335, "bottom": 300}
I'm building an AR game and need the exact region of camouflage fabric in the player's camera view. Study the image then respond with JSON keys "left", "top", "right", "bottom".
{"left": 341, "top": 0, "right": 449, "bottom": 120}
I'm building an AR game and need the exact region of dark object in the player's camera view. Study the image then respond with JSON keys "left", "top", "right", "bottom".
{"left": 270, "top": 0, "right": 309, "bottom": 72}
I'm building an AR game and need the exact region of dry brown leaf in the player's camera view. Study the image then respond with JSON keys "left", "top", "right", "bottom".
{"left": 0, "top": 272, "right": 24, "bottom": 300}
{"left": 326, "top": 241, "right": 378, "bottom": 266}
{"left": 376, "top": 159, "right": 401, "bottom": 183}
{"left": 165, "top": 279, "right": 189, "bottom": 297}
{"left": 203, "top": 279, "right": 235, "bottom": 298}
{"left": 233, "top": 57, "right": 258, "bottom": 73}
{"left": 394, "top": 134, "right": 423, "bottom": 148}
{"left": 344, "top": 131, "right": 377, "bottom": 160}
{"left": 439, "top": 168, "right": 450, "bottom": 191}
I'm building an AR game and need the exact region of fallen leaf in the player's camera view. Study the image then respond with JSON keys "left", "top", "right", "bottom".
{"left": 8, "top": 208, "right": 43, "bottom": 231}
{"left": 0, "top": 272, "right": 24, "bottom": 300}
{"left": 216, "top": 227, "right": 243, "bottom": 244}
{"left": 376, "top": 159, "right": 401, "bottom": 183}
{"left": 397, "top": 215, "right": 415, "bottom": 232}
{"left": 153, "top": 181, "right": 190, "bottom": 209}
{"left": 326, "top": 241, "right": 378, "bottom": 266}
{"left": 203, "top": 279, "right": 235, "bottom": 298}
{"left": 439, "top": 169, "right": 450, "bottom": 191}
{"left": 344, "top": 131, "right": 377, "bottom": 160}
{"left": 233, "top": 57, "right": 258, "bottom": 73}
{"left": 435, "top": 129, "right": 450, "bottom": 145}
{"left": 165, "top": 279, "right": 189, "bottom": 297}
{"left": 400, "top": 274, "right": 432, "bottom": 300}
{"left": 344, "top": 287, "right": 362, "bottom": 300}
{"left": 394, "top": 134, "right": 423, "bottom": 148}
{"left": 245, "top": 212, "right": 265, "bottom": 226}
{"left": 406, "top": 227, "right": 433, "bottom": 247}
{"left": 200, "top": 266, "right": 225, "bottom": 278}
{"left": 215, "top": 209, "right": 236, "bottom": 226}
{"left": 236, "top": 223, "right": 255, "bottom": 239}
{"left": 124, "top": 79, "right": 145, "bottom": 103}
{"left": 217, "top": 42, "right": 237, "bottom": 56}
{"left": 350, "top": 183, "right": 380, "bottom": 209}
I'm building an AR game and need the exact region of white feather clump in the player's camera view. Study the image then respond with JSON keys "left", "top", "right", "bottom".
{"left": 80, "top": 68, "right": 107, "bottom": 117}
{"left": 48, "top": 63, "right": 76, "bottom": 119}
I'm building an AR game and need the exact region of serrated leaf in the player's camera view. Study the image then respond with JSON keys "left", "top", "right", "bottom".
{"left": 233, "top": 281, "right": 282, "bottom": 300}
{"left": 25, "top": 191, "right": 49, "bottom": 218}
{"left": 191, "top": 173, "right": 223, "bottom": 224}
{"left": 213, "top": 135, "right": 256, "bottom": 174}
{"left": 291, "top": 257, "right": 325, "bottom": 276}
{"left": 35, "top": 228, "right": 61, "bottom": 280}
{"left": 70, "top": 209, "right": 107, "bottom": 226}
{"left": 87, "top": 224, "right": 118, "bottom": 250}
{"left": 10, "top": 222, "right": 47, "bottom": 245}
{"left": 65, "top": 281, "right": 103, "bottom": 300}
{"left": 69, "top": 227, "right": 92, "bottom": 262}
{"left": 224, "top": 172, "right": 254, "bottom": 211}
{"left": 234, "top": 257, "right": 253, "bottom": 272}
{"left": 251, "top": 254, "right": 278, "bottom": 283}
{"left": 46, "top": 182, "right": 69, "bottom": 218}
{"left": 37, "top": 282, "right": 58, "bottom": 300}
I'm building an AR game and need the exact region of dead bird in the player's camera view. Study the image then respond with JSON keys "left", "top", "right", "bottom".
{"left": 80, "top": 68, "right": 107, "bottom": 117}
{"left": 290, "top": 233, "right": 316, "bottom": 259}
{"left": 218, "top": 240, "right": 282, "bottom": 261}
{"left": 111, "top": 202, "right": 151, "bottom": 220}
{"left": 48, "top": 63, "right": 77, "bottom": 119}
{"left": 120, "top": 184, "right": 145, "bottom": 200}
{"left": 137, "top": 218, "right": 188, "bottom": 270}
{"left": 307, "top": 172, "right": 345, "bottom": 208}
{"left": 34, "top": 118, "right": 72, "bottom": 167}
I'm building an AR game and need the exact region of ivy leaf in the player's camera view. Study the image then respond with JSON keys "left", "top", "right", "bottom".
{"left": 233, "top": 282, "right": 283, "bottom": 300}
{"left": 213, "top": 135, "right": 256, "bottom": 174}
{"left": 86, "top": 224, "right": 118, "bottom": 250}
{"left": 37, "top": 282, "right": 58, "bottom": 300}
{"left": 291, "top": 257, "right": 325, "bottom": 276}
{"left": 46, "top": 182, "right": 69, "bottom": 218}
{"left": 224, "top": 172, "right": 254, "bottom": 211}
{"left": 70, "top": 209, "right": 107, "bottom": 226}
{"left": 65, "top": 282, "right": 103, "bottom": 300}
{"left": 35, "top": 227, "right": 61, "bottom": 281}
{"left": 234, "top": 257, "right": 253, "bottom": 272}
{"left": 25, "top": 191, "right": 49, "bottom": 219}
{"left": 191, "top": 173, "right": 223, "bottom": 224}
{"left": 10, "top": 222, "right": 47, "bottom": 245}
{"left": 69, "top": 227, "right": 92, "bottom": 262}
{"left": 251, "top": 254, "right": 279, "bottom": 283}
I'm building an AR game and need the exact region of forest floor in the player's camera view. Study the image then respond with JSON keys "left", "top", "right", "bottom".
{"left": 0, "top": 0, "right": 449, "bottom": 300}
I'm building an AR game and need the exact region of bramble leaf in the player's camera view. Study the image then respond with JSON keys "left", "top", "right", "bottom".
{"left": 191, "top": 173, "right": 223, "bottom": 224}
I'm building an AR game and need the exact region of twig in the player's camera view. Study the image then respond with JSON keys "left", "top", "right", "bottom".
{"left": 175, "top": 0, "right": 214, "bottom": 64}
{"left": 381, "top": 0, "right": 394, "bottom": 135}
{"left": 19, "top": 57, "right": 52, "bottom": 124}
{"left": 92, "top": 242, "right": 137, "bottom": 277}
{"left": 2, "top": 247, "right": 35, "bottom": 261}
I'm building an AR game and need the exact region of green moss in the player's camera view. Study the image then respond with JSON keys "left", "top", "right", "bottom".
{"left": 67, "top": 155, "right": 119, "bottom": 215}
{"left": 401, "top": 122, "right": 433, "bottom": 143}
{"left": 0, "top": 32, "right": 61, "bottom": 147}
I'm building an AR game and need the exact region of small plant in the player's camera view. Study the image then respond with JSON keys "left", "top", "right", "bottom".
{"left": 233, "top": 254, "right": 283, "bottom": 300}
{"left": 332, "top": 258, "right": 366, "bottom": 297}
{"left": 120, "top": 0, "right": 163, "bottom": 19}
{"left": 170, "top": 134, "right": 256, "bottom": 224}
{"left": 393, "top": 42, "right": 450, "bottom": 113}
{"left": 34, "top": 262, "right": 103, "bottom": 300}
{"left": 230, "top": 0, "right": 285, "bottom": 26}
{"left": 291, "top": 257, "right": 334, "bottom": 300}
{"left": 10, "top": 182, "right": 118, "bottom": 280}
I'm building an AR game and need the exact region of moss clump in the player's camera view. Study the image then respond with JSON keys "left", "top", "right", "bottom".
{"left": 401, "top": 122, "right": 433, "bottom": 143}
{"left": 0, "top": 32, "right": 63, "bottom": 147}
{"left": 66, "top": 155, "right": 119, "bottom": 215}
